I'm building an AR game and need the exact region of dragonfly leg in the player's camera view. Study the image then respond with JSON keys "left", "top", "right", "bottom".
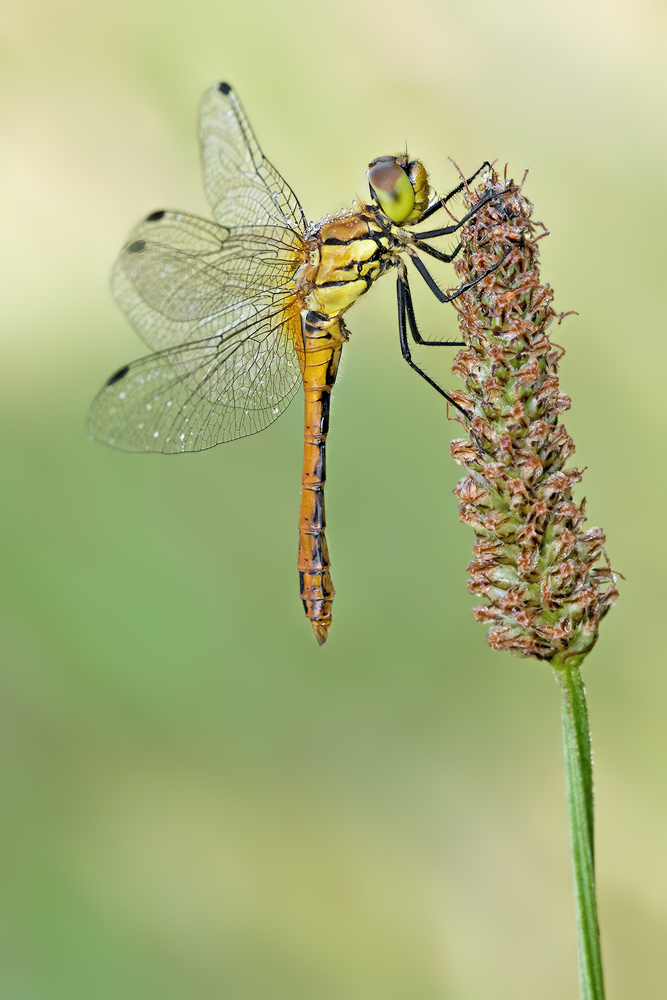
{"left": 415, "top": 187, "right": 509, "bottom": 240}
{"left": 401, "top": 267, "right": 464, "bottom": 347}
{"left": 409, "top": 244, "right": 513, "bottom": 305}
{"left": 418, "top": 162, "right": 493, "bottom": 223}
{"left": 396, "top": 268, "right": 470, "bottom": 420}
{"left": 411, "top": 239, "right": 463, "bottom": 265}
{"left": 397, "top": 268, "right": 489, "bottom": 453}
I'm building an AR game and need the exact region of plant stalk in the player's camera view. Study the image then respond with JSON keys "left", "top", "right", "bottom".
{"left": 553, "top": 654, "right": 605, "bottom": 1000}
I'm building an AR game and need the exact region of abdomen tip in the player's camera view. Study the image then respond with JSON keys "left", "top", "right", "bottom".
{"left": 311, "top": 621, "right": 330, "bottom": 645}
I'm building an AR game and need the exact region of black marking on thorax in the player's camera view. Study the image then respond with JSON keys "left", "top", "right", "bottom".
{"left": 304, "top": 310, "right": 329, "bottom": 330}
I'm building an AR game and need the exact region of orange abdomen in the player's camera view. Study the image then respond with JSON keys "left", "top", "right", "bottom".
{"left": 296, "top": 312, "right": 346, "bottom": 644}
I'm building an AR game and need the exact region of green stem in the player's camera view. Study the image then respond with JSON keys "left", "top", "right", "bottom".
{"left": 552, "top": 654, "right": 605, "bottom": 1000}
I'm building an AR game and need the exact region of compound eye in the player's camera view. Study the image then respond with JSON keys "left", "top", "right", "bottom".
{"left": 368, "top": 158, "right": 415, "bottom": 224}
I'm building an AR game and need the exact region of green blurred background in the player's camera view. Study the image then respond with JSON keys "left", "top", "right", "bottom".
{"left": 1, "top": 0, "right": 665, "bottom": 996}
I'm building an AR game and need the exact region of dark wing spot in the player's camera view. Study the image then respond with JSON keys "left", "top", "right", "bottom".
{"left": 127, "top": 240, "right": 146, "bottom": 254}
{"left": 218, "top": 82, "right": 232, "bottom": 95}
{"left": 145, "top": 210, "right": 165, "bottom": 222}
{"left": 105, "top": 364, "right": 130, "bottom": 386}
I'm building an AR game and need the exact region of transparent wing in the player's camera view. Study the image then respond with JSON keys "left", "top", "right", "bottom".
{"left": 112, "top": 209, "right": 305, "bottom": 352}
{"left": 88, "top": 302, "right": 303, "bottom": 453}
{"left": 198, "top": 82, "right": 308, "bottom": 232}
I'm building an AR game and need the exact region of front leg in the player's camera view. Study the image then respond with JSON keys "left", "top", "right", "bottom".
{"left": 417, "top": 161, "right": 493, "bottom": 224}
{"left": 412, "top": 239, "right": 463, "bottom": 266}
{"left": 416, "top": 186, "right": 509, "bottom": 240}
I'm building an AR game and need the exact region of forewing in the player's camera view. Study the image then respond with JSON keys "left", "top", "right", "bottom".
{"left": 198, "top": 82, "right": 308, "bottom": 232}
{"left": 112, "top": 210, "right": 304, "bottom": 352}
{"left": 88, "top": 302, "right": 303, "bottom": 453}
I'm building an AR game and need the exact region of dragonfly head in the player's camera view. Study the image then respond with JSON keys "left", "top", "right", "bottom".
{"left": 367, "top": 155, "right": 429, "bottom": 225}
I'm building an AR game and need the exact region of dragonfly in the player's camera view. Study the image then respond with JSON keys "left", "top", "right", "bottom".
{"left": 89, "top": 82, "right": 507, "bottom": 645}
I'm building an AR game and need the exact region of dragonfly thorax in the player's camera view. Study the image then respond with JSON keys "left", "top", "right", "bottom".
{"left": 367, "top": 155, "right": 429, "bottom": 225}
{"left": 300, "top": 211, "right": 397, "bottom": 320}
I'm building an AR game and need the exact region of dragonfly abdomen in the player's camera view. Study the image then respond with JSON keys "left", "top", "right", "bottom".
{"left": 296, "top": 311, "right": 347, "bottom": 645}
